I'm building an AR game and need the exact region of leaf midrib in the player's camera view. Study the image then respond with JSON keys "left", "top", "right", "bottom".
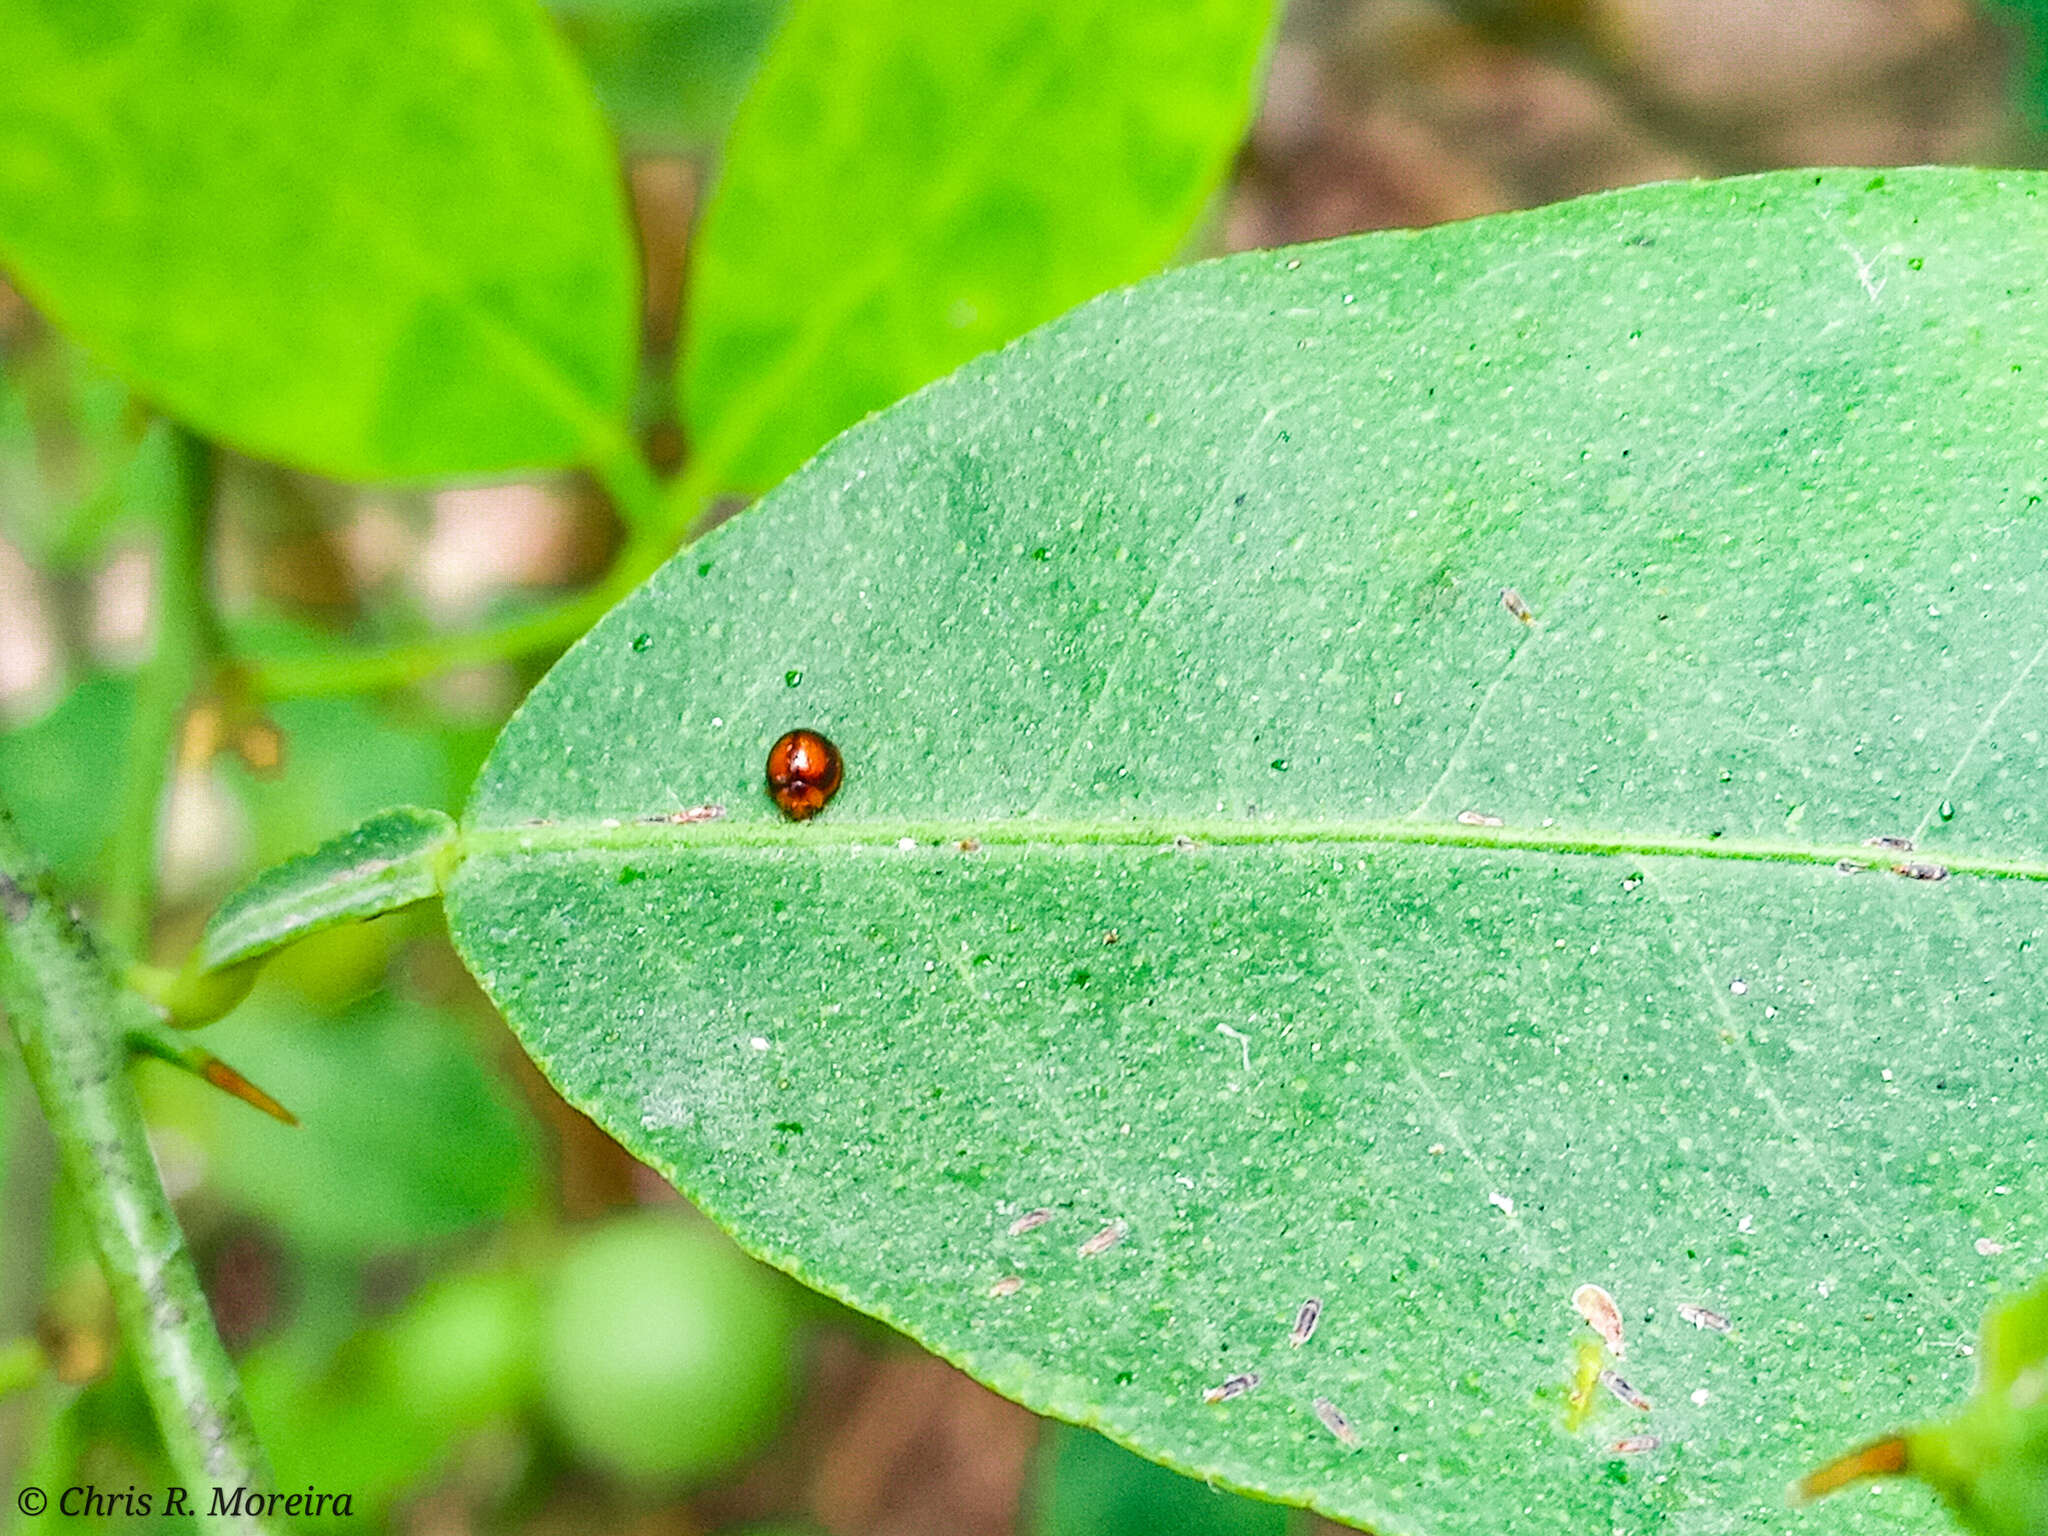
{"left": 454, "top": 816, "right": 2048, "bottom": 881}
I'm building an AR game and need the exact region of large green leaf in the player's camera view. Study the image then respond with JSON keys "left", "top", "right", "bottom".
{"left": 444, "top": 168, "right": 2046, "bottom": 1534}
{"left": 681, "top": 0, "right": 1277, "bottom": 493}
{"left": 0, "top": 0, "right": 636, "bottom": 481}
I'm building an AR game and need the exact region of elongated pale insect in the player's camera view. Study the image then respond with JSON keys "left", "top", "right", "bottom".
{"left": 1571, "top": 1283, "right": 1626, "bottom": 1358}
{"left": 1202, "top": 1373, "right": 1259, "bottom": 1404}
{"left": 1610, "top": 1435, "right": 1660, "bottom": 1455}
{"left": 1314, "top": 1397, "right": 1362, "bottom": 1450}
{"left": 1501, "top": 587, "right": 1534, "bottom": 623}
{"left": 1677, "top": 1302, "right": 1731, "bottom": 1333}
{"left": 1894, "top": 861, "right": 1950, "bottom": 882}
{"left": 1008, "top": 1208, "right": 1054, "bottom": 1237}
{"left": 988, "top": 1275, "right": 1024, "bottom": 1298}
{"left": 1079, "top": 1220, "right": 1127, "bottom": 1258}
{"left": 1600, "top": 1369, "right": 1651, "bottom": 1411}
{"left": 1290, "top": 1298, "right": 1323, "bottom": 1347}
{"left": 1456, "top": 810, "right": 1505, "bottom": 828}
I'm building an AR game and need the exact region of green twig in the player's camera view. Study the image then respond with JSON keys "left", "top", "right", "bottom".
{"left": 0, "top": 812, "right": 274, "bottom": 1534}
{"left": 102, "top": 429, "right": 218, "bottom": 958}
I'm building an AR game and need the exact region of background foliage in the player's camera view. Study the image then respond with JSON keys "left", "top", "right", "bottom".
{"left": 2, "top": 1, "right": 2047, "bottom": 1533}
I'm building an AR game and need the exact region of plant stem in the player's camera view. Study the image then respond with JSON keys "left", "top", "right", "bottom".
{"left": 0, "top": 814, "right": 273, "bottom": 1534}
{"left": 102, "top": 430, "right": 218, "bottom": 958}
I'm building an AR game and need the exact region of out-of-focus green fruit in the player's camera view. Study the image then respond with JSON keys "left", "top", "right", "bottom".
{"left": 541, "top": 1212, "right": 798, "bottom": 1483}
{"left": 373, "top": 1265, "right": 540, "bottom": 1426}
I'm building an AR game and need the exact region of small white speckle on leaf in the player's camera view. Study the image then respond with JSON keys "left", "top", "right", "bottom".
{"left": 1488, "top": 1191, "right": 1515, "bottom": 1217}
{"left": 1456, "top": 810, "right": 1505, "bottom": 827}
{"left": 1975, "top": 1237, "right": 2007, "bottom": 1256}
{"left": 897, "top": 836, "right": 917, "bottom": 851}
{"left": 749, "top": 1037, "right": 771, "bottom": 1051}
{"left": 1690, "top": 1387, "right": 1712, "bottom": 1406}
{"left": 1729, "top": 978, "right": 1748, "bottom": 995}
{"left": 1738, "top": 1214, "right": 1754, "bottom": 1234}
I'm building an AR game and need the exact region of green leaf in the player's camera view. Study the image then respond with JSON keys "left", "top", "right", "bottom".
{"left": 146, "top": 987, "right": 540, "bottom": 1254}
{"left": 0, "top": 0, "right": 636, "bottom": 481}
{"left": 1802, "top": 1273, "right": 2048, "bottom": 1536}
{"left": 680, "top": 0, "right": 1277, "bottom": 493}
{"left": 1986, "top": 3, "right": 2048, "bottom": 126}
{"left": 446, "top": 167, "right": 2042, "bottom": 1533}
{"left": 201, "top": 806, "right": 456, "bottom": 973}
{"left": 1031, "top": 1423, "right": 1293, "bottom": 1536}
{"left": 0, "top": 674, "right": 134, "bottom": 888}
{"left": 547, "top": 0, "right": 786, "bottom": 147}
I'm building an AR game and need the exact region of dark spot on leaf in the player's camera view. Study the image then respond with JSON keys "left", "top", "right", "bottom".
{"left": 617, "top": 866, "right": 646, "bottom": 886}
{"left": 774, "top": 1121, "right": 804, "bottom": 1135}
{"left": 697, "top": 561, "right": 713, "bottom": 577}
{"left": 630, "top": 633, "right": 651, "bottom": 652}
{"left": 0, "top": 873, "right": 28, "bottom": 923}
{"left": 1068, "top": 968, "right": 1090, "bottom": 986}
{"left": 1031, "top": 547, "right": 1050, "bottom": 561}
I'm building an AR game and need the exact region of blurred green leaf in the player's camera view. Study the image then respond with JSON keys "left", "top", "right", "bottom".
{"left": 0, "top": 0, "right": 638, "bottom": 481}
{"left": 0, "top": 673, "right": 133, "bottom": 888}
{"left": 1987, "top": 2, "right": 2048, "bottom": 126}
{"left": 0, "top": 327, "right": 169, "bottom": 566}
{"left": 1032, "top": 1424, "right": 1291, "bottom": 1536}
{"left": 235, "top": 695, "right": 476, "bottom": 867}
{"left": 447, "top": 167, "right": 2042, "bottom": 1533}
{"left": 150, "top": 988, "right": 538, "bottom": 1255}
{"left": 681, "top": 0, "right": 1277, "bottom": 492}
{"left": 549, "top": 0, "right": 786, "bottom": 146}
{"left": 242, "top": 1263, "right": 540, "bottom": 1527}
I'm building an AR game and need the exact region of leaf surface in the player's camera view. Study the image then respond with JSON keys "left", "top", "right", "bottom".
{"left": 681, "top": 0, "right": 1277, "bottom": 492}
{"left": 0, "top": 0, "right": 636, "bottom": 480}
{"left": 203, "top": 806, "right": 455, "bottom": 972}
{"left": 448, "top": 168, "right": 2048, "bottom": 1534}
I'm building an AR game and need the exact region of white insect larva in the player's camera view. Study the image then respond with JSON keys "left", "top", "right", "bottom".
{"left": 1007, "top": 1208, "right": 1055, "bottom": 1237}
{"left": 988, "top": 1275, "right": 1024, "bottom": 1298}
{"left": 1501, "top": 587, "right": 1534, "bottom": 623}
{"left": 1862, "top": 834, "right": 1914, "bottom": 851}
{"left": 1290, "top": 1298, "right": 1323, "bottom": 1347}
{"left": 1313, "top": 1397, "right": 1362, "bottom": 1450}
{"left": 1571, "top": 1283, "right": 1626, "bottom": 1358}
{"left": 1078, "top": 1219, "right": 1128, "bottom": 1258}
{"left": 1610, "top": 1435, "right": 1660, "bottom": 1455}
{"left": 1677, "top": 1302, "right": 1731, "bottom": 1333}
{"left": 1202, "top": 1373, "right": 1260, "bottom": 1404}
{"left": 1456, "top": 810, "right": 1506, "bottom": 828}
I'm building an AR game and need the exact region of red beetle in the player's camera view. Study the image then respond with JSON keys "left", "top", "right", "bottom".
{"left": 765, "top": 730, "right": 843, "bottom": 821}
